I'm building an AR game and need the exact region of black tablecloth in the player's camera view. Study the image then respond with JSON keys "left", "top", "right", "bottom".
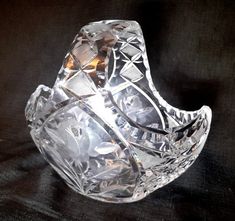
{"left": 0, "top": 1, "right": 234, "bottom": 220}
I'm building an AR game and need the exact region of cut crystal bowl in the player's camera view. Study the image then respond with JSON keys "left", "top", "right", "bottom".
{"left": 25, "top": 20, "right": 212, "bottom": 203}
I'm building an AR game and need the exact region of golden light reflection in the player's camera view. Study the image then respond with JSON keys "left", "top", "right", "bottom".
{"left": 64, "top": 54, "right": 75, "bottom": 69}
{"left": 88, "top": 57, "right": 100, "bottom": 69}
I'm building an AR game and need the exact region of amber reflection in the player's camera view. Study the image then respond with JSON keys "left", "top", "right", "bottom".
{"left": 83, "top": 55, "right": 106, "bottom": 87}
{"left": 64, "top": 54, "right": 76, "bottom": 70}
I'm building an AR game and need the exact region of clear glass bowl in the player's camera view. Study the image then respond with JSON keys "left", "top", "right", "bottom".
{"left": 25, "top": 20, "right": 212, "bottom": 203}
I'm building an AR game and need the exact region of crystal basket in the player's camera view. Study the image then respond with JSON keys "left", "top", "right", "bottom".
{"left": 25, "top": 20, "right": 212, "bottom": 203}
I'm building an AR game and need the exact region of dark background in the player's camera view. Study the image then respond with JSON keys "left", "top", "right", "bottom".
{"left": 0, "top": 0, "right": 235, "bottom": 220}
